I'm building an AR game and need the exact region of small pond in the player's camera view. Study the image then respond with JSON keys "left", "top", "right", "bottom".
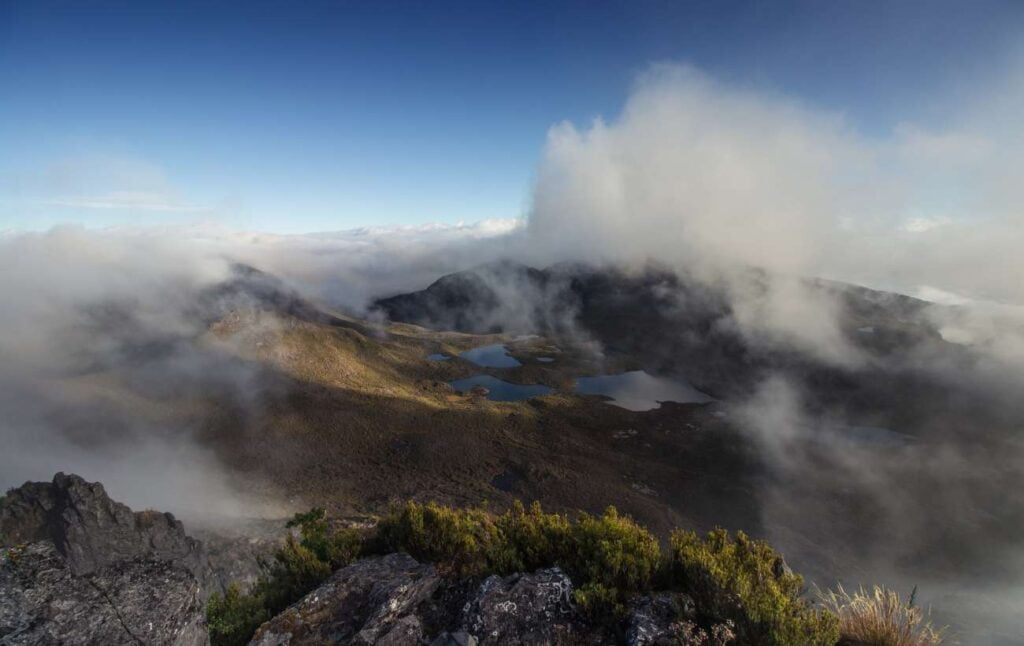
{"left": 574, "top": 370, "right": 713, "bottom": 411}
{"left": 459, "top": 343, "right": 522, "bottom": 368}
{"left": 536, "top": 357, "right": 555, "bottom": 363}
{"left": 427, "top": 353, "right": 451, "bottom": 361}
{"left": 449, "top": 374, "right": 552, "bottom": 402}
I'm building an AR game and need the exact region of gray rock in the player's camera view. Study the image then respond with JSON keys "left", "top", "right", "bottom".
{"left": 627, "top": 592, "right": 691, "bottom": 645}
{"left": 248, "top": 553, "right": 440, "bottom": 646}
{"left": 460, "top": 567, "right": 576, "bottom": 645}
{"left": 0, "top": 473, "right": 210, "bottom": 587}
{"left": 190, "top": 519, "right": 289, "bottom": 594}
{"left": 0, "top": 542, "right": 207, "bottom": 646}
{"left": 627, "top": 593, "right": 734, "bottom": 646}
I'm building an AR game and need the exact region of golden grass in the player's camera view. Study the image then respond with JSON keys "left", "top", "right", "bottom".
{"left": 819, "top": 584, "right": 946, "bottom": 646}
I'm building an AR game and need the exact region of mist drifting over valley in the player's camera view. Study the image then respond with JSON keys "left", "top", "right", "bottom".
{"left": 3, "top": 10, "right": 1024, "bottom": 643}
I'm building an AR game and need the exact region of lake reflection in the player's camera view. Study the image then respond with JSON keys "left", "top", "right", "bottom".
{"left": 574, "top": 370, "right": 712, "bottom": 411}
{"left": 449, "top": 375, "right": 552, "bottom": 401}
{"left": 459, "top": 344, "right": 522, "bottom": 368}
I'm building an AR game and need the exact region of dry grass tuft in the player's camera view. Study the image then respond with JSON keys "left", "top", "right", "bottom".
{"left": 819, "top": 584, "right": 946, "bottom": 646}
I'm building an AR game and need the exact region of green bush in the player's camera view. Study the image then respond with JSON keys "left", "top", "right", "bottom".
{"left": 285, "top": 508, "right": 363, "bottom": 569}
{"left": 206, "top": 583, "right": 268, "bottom": 646}
{"left": 567, "top": 506, "right": 661, "bottom": 593}
{"left": 207, "top": 508, "right": 366, "bottom": 646}
{"left": 376, "top": 500, "right": 506, "bottom": 576}
{"left": 376, "top": 500, "right": 659, "bottom": 632}
{"left": 209, "top": 502, "right": 846, "bottom": 646}
{"left": 669, "top": 528, "right": 839, "bottom": 646}
{"left": 376, "top": 500, "right": 660, "bottom": 595}
{"left": 573, "top": 581, "right": 626, "bottom": 622}
{"left": 494, "top": 500, "right": 573, "bottom": 573}
{"left": 255, "top": 535, "right": 332, "bottom": 614}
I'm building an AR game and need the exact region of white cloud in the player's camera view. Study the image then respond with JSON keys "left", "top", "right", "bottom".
{"left": 49, "top": 191, "right": 211, "bottom": 212}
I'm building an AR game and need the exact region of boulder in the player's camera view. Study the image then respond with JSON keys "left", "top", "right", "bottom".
{"left": 248, "top": 553, "right": 441, "bottom": 645}
{"left": 0, "top": 542, "right": 207, "bottom": 645}
{"left": 0, "top": 472, "right": 209, "bottom": 586}
{"left": 460, "top": 567, "right": 577, "bottom": 645}
{"left": 0, "top": 473, "right": 220, "bottom": 645}
{"left": 626, "top": 592, "right": 734, "bottom": 646}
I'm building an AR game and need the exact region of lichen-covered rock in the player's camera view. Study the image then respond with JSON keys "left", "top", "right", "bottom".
{"left": 0, "top": 472, "right": 210, "bottom": 586}
{"left": 627, "top": 592, "right": 734, "bottom": 646}
{"left": 460, "top": 567, "right": 577, "bottom": 645}
{"left": 0, "top": 542, "right": 208, "bottom": 645}
{"left": 248, "top": 553, "right": 441, "bottom": 645}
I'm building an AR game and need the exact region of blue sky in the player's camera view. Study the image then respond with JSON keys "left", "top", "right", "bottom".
{"left": 1, "top": 0, "right": 1021, "bottom": 233}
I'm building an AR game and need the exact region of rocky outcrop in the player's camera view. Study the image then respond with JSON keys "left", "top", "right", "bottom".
{"left": 626, "top": 592, "right": 734, "bottom": 646}
{"left": 0, "top": 472, "right": 208, "bottom": 582}
{"left": 1, "top": 542, "right": 207, "bottom": 645}
{"left": 246, "top": 552, "right": 743, "bottom": 646}
{"left": 249, "top": 553, "right": 441, "bottom": 645}
{"left": 460, "top": 568, "right": 577, "bottom": 645}
{"left": 2, "top": 473, "right": 737, "bottom": 645}
{"left": 250, "top": 556, "right": 595, "bottom": 646}
{"left": 0, "top": 473, "right": 215, "bottom": 645}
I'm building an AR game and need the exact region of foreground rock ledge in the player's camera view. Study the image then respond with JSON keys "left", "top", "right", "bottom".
{"left": 249, "top": 555, "right": 581, "bottom": 646}
{"left": 0, "top": 473, "right": 211, "bottom": 646}
{"left": 1, "top": 473, "right": 732, "bottom": 646}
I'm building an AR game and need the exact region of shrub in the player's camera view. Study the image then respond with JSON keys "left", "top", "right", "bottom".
{"left": 573, "top": 581, "right": 626, "bottom": 622}
{"left": 206, "top": 583, "right": 269, "bottom": 646}
{"left": 566, "top": 506, "right": 662, "bottom": 593}
{"left": 495, "top": 500, "right": 573, "bottom": 573}
{"left": 377, "top": 500, "right": 659, "bottom": 633}
{"left": 256, "top": 535, "right": 332, "bottom": 614}
{"left": 819, "top": 584, "right": 945, "bottom": 646}
{"left": 209, "top": 502, "right": 849, "bottom": 646}
{"left": 207, "top": 508, "right": 365, "bottom": 646}
{"left": 669, "top": 528, "right": 839, "bottom": 646}
{"left": 376, "top": 501, "right": 505, "bottom": 576}
{"left": 286, "top": 507, "right": 364, "bottom": 569}
{"left": 376, "top": 500, "right": 659, "bottom": 595}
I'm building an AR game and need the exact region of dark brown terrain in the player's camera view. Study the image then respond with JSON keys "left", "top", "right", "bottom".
{"left": 15, "top": 262, "right": 1024, "bottom": 644}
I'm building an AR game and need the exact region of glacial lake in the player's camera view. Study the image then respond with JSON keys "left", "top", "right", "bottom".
{"left": 427, "top": 353, "right": 451, "bottom": 361}
{"left": 459, "top": 343, "right": 522, "bottom": 368}
{"left": 449, "top": 375, "right": 552, "bottom": 401}
{"left": 574, "top": 370, "right": 713, "bottom": 411}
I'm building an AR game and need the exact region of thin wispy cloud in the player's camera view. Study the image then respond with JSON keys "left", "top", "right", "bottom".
{"left": 48, "top": 191, "right": 212, "bottom": 213}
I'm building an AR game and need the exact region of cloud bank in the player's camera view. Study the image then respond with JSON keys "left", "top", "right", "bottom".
{"left": 1, "top": 59, "right": 1022, "bottom": 641}
{"left": 525, "top": 63, "right": 1023, "bottom": 306}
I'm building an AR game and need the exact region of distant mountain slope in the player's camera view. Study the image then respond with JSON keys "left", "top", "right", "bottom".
{"left": 374, "top": 261, "right": 968, "bottom": 427}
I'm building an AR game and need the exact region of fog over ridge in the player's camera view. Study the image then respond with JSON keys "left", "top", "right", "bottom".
{"left": 1, "top": 60, "right": 1023, "bottom": 642}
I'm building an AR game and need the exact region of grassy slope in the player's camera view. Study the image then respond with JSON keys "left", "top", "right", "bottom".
{"left": 187, "top": 306, "right": 762, "bottom": 540}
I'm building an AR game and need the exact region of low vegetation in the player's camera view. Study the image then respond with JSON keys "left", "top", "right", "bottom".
{"left": 206, "top": 508, "right": 367, "bottom": 646}
{"left": 819, "top": 585, "right": 946, "bottom": 646}
{"left": 669, "top": 528, "right": 839, "bottom": 645}
{"left": 207, "top": 501, "right": 938, "bottom": 646}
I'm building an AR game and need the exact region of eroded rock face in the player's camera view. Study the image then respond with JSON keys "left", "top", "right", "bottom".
{"left": 249, "top": 553, "right": 441, "bottom": 646}
{"left": 0, "top": 473, "right": 217, "bottom": 645}
{"left": 460, "top": 568, "right": 577, "bottom": 645}
{"left": 0, "top": 472, "right": 209, "bottom": 584}
{"left": 249, "top": 556, "right": 594, "bottom": 646}
{"left": 0, "top": 542, "right": 208, "bottom": 646}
